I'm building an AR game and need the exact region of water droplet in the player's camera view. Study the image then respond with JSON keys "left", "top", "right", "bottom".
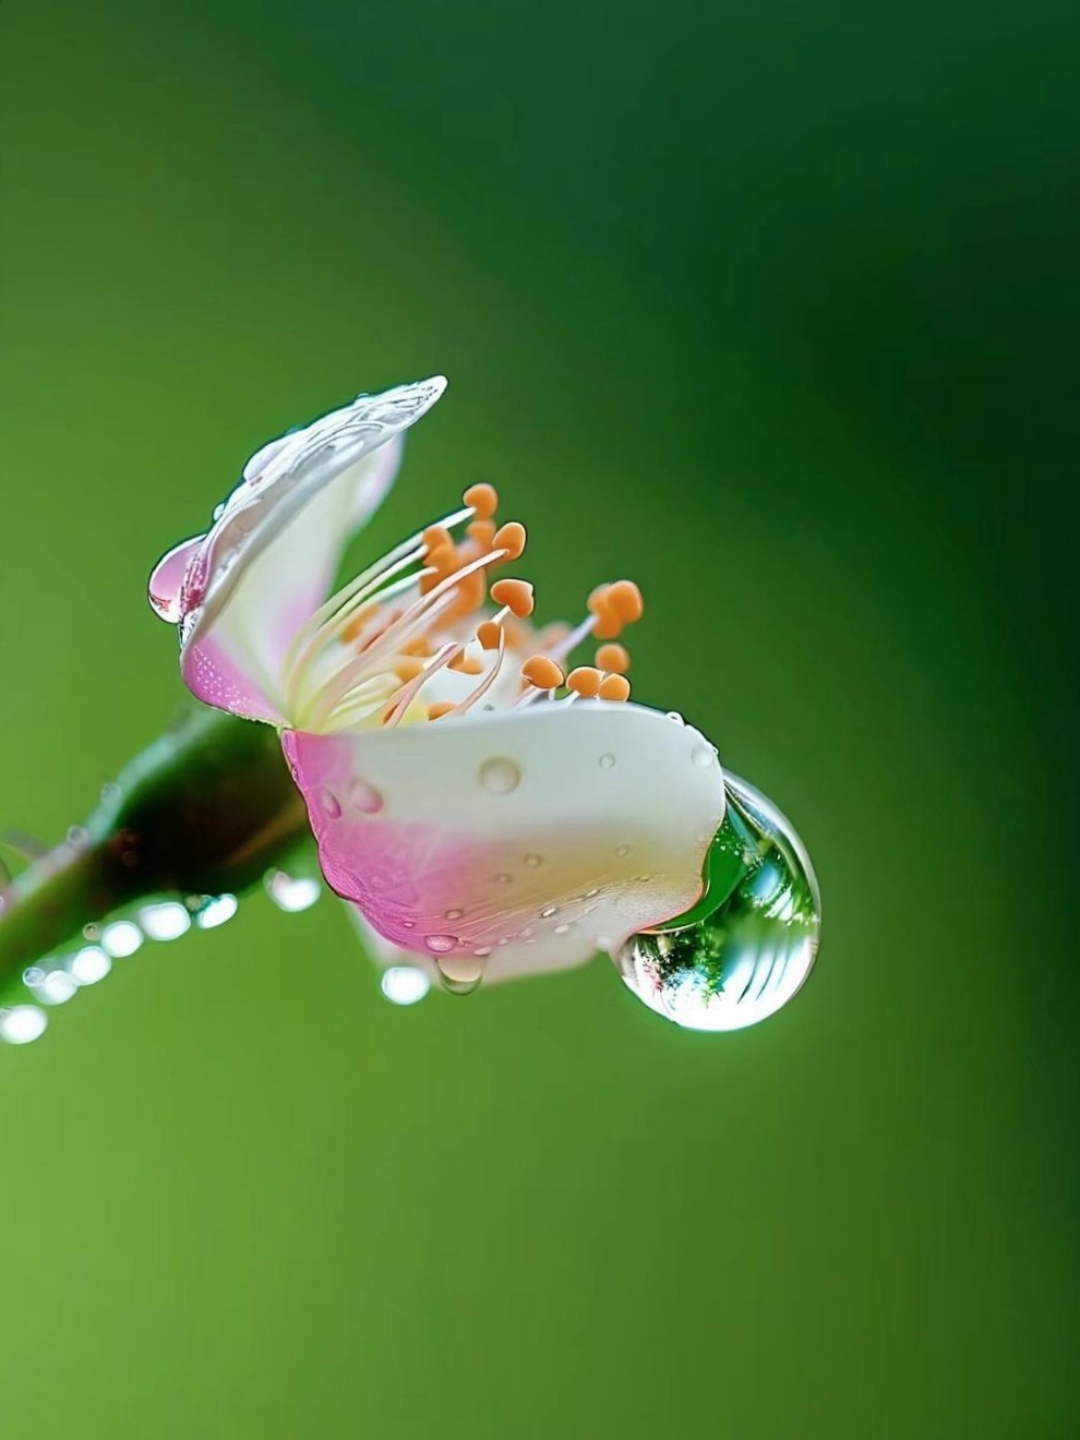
{"left": 68, "top": 947, "right": 111, "bottom": 986}
{"left": 195, "top": 894, "right": 239, "bottom": 930}
{"left": 666, "top": 711, "right": 685, "bottom": 725}
{"left": 102, "top": 921, "right": 143, "bottom": 958}
{"left": 524, "top": 854, "right": 542, "bottom": 869}
{"left": 540, "top": 906, "right": 558, "bottom": 918}
{"left": 82, "top": 922, "right": 101, "bottom": 942}
{"left": 616, "top": 774, "right": 820, "bottom": 1033}
{"left": 554, "top": 923, "right": 571, "bottom": 936}
{"left": 616, "top": 844, "right": 631, "bottom": 858}
{"left": 474, "top": 946, "right": 493, "bottom": 958}
{"left": 138, "top": 901, "right": 192, "bottom": 941}
{"left": 691, "top": 741, "right": 718, "bottom": 768}
{"left": 445, "top": 908, "right": 464, "bottom": 921}
{"left": 0, "top": 1005, "right": 47, "bottom": 1045}
{"left": 349, "top": 779, "right": 384, "bottom": 815}
{"left": 67, "top": 826, "right": 89, "bottom": 848}
{"left": 99, "top": 781, "right": 121, "bottom": 804}
{"left": 402, "top": 919, "right": 416, "bottom": 929}
{"left": 435, "top": 952, "right": 487, "bottom": 996}
{"left": 316, "top": 787, "right": 342, "bottom": 819}
{"left": 425, "top": 934, "right": 457, "bottom": 954}
{"left": 480, "top": 758, "right": 521, "bottom": 794}
{"left": 264, "top": 871, "right": 321, "bottom": 912}
{"left": 599, "top": 753, "right": 616, "bottom": 770}
{"left": 381, "top": 966, "right": 431, "bottom": 1006}
{"left": 38, "top": 969, "right": 79, "bottom": 1006}
{"left": 22, "top": 967, "right": 47, "bottom": 988}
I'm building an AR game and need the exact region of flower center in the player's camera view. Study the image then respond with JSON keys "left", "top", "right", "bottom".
{"left": 281, "top": 484, "right": 645, "bottom": 733}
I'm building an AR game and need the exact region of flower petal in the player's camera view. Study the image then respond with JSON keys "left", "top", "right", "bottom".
{"left": 282, "top": 702, "right": 726, "bottom": 979}
{"left": 178, "top": 376, "right": 447, "bottom": 724}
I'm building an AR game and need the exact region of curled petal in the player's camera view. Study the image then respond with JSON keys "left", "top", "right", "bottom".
{"left": 282, "top": 703, "right": 726, "bottom": 978}
{"left": 176, "top": 376, "right": 447, "bottom": 723}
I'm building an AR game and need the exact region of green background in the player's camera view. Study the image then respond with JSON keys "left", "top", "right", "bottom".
{"left": 2, "top": 1, "right": 1077, "bottom": 1436}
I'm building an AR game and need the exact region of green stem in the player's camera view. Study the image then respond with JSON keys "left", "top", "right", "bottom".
{"left": 0, "top": 709, "right": 310, "bottom": 993}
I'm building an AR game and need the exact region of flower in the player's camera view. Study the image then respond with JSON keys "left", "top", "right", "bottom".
{"left": 149, "top": 377, "right": 726, "bottom": 986}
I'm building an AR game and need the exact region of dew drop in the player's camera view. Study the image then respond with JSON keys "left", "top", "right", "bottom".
{"left": 99, "top": 781, "right": 122, "bottom": 804}
{"left": 445, "top": 908, "right": 464, "bottom": 921}
{"left": 435, "top": 951, "right": 487, "bottom": 996}
{"left": 380, "top": 966, "right": 431, "bottom": 1006}
{"left": 138, "top": 901, "right": 192, "bottom": 941}
{"left": 474, "top": 946, "right": 493, "bottom": 958}
{"left": 264, "top": 871, "right": 321, "bottom": 913}
{"left": 402, "top": 919, "right": 416, "bottom": 930}
{"left": 599, "top": 753, "right": 616, "bottom": 770}
{"left": 39, "top": 969, "right": 79, "bottom": 1006}
{"left": 666, "top": 711, "right": 685, "bottom": 725}
{"left": 82, "top": 922, "right": 101, "bottom": 942}
{"left": 616, "top": 773, "right": 820, "bottom": 1033}
{"left": 0, "top": 1005, "right": 47, "bottom": 1045}
{"left": 425, "top": 934, "right": 457, "bottom": 954}
{"left": 316, "top": 787, "right": 342, "bottom": 819}
{"left": 102, "top": 920, "right": 144, "bottom": 957}
{"left": 540, "top": 906, "right": 558, "bottom": 919}
{"left": 480, "top": 757, "right": 521, "bottom": 794}
{"left": 67, "top": 826, "right": 89, "bottom": 849}
{"left": 691, "top": 741, "right": 718, "bottom": 768}
{"left": 349, "top": 779, "right": 384, "bottom": 815}
{"left": 524, "top": 854, "right": 542, "bottom": 869}
{"left": 554, "top": 923, "right": 571, "bottom": 936}
{"left": 68, "top": 946, "right": 112, "bottom": 986}
{"left": 195, "top": 894, "right": 239, "bottom": 930}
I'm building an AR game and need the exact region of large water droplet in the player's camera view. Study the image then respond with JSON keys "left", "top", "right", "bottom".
{"left": 349, "top": 779, "right": 384, "bottom": 815}
{"left": 264, "top": 870, "right": 321, "bottom": 912}
{"left": 615, "top": 774, "right": 820, "bottom": 1032}
{"left": 195, "top": 894, "right": 239, "bottom": 930}
{"left": 435, "top": 952, "right": 488, "bottom": 996}
{"left": 380, "top": 966, "right": 432, "bottom": 1006}
{"left": 480, "top": 758, "right": 521, "bottom": 794}
{"left": 599, "top": 753, "right": 616, "bottom": 770}
{"left": 0, "top": 1005, "right": 48, "bottom": 1045}
{"left": 68, "top": 946, "right": 112, "bottom": 986}
{"left": 138, "top": 901, "right": 192, "bottom": 941}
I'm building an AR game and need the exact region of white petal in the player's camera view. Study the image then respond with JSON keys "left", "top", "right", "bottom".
{"left": 180, "top": 376, "right": 446, "bottom": 723}
{"left": 283, "top": 701, "right": 726, "bottom": 981}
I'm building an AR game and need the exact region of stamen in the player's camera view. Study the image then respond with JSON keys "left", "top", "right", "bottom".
{"left": 477, "top": 620, "right": 502, "bottom": 650}
{"left": 566, "top": 666, "right": 603, "bottom": 698}
{"left": 596, "top": 642, "right": 630, "bottom": 674}
{"left": 522, "top": 656, "right": 565, "bottom": 690}
{"left": 599, "top": 674, "right": 631, "bottom": 702}
{"left": 463, "top": 483, "right": 499, "bottom": 519}
{"left": 492, "top": 521, "right": 527, "bottom": 560}
{"left": 467, "top": 519, "right": 496, "bottom": 549}
{"left": 490, "top": 578, "right": 535, "bottom": 618}
{"left": 427, "top": 702, "right": 457, "bottom": 721}
{"left": 449, "top": 653, "right": 485, "bottom": 675}
{"left": 383, "top": 642, "right": 460, "bottom": 727}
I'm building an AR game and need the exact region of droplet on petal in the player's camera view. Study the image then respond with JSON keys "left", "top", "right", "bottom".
{"left": 480, "top": 758, "right": 521, "bottom": 794}
{"left": 599, "top": 754, "right": 616, "bottom": 770}
{"left": 436, "top": 952, "right": 487, "bottom": 995}
{"left": 425, "top": 934, "right": 457, "bottom": 954}
{"left": 349, "top": 780, "right": 384, "bottom": 815}
{"left": 316, "top": 787, "right": 342, "bottom": 819}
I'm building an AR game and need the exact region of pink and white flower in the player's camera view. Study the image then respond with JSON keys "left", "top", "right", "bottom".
{"left": 149, "top": 377, "right": 725, "bottom": 987}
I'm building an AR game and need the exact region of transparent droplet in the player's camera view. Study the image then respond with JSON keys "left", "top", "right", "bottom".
{"left": 138, "top": 901, "right": 192, "bottom": 941}
{"left": 599, "top": 753, "right": 616, "bottom": 770}
{"left": 691, "top": 742, "right": 718, "bottom": 768}
{"left": 480, "top": 758, "right": 521, "bottom": 794}
{"left": 195, "top": 894, "right": 239, "bottom": 930}
{"left": 380, "top": 966, "right": 432, "bottom": 1006}
{"left": 425, "top": 934, "right": 457, "bottom": 954}
{"left": 38, "top": 969, "right": 79, "bottom": 1006}
{"left": 82, "top": 922, "right": 101, "bottom": 942}
{"left": 67, "top": 826, "right": 89, "bottom": 848}
{"left": 101, "top": 921, "right": 143, "bottom": 958}
{"left": 0, "top": 1005, "right": 48, "bottom": 1045}
{"left": 316, "top": 787, "right": 342, "bottom": 819}
{"left": 436, "top": 952, "right": 487, "bottom": 995}
{"left": 540, "top": 906, "right": 558, "bottom": 918}
{"left": 99, "top": 781, "right": 122, "bottom": 805}
{"left": 264, "top": 870, "right": 321, "bottom": 913}
{"left": 445, "top": 908, "right": 464, "bottom": 921}
{"left": 349, "top": 779, "right": 384, "bottom": 815}
{"left": 68, "top": 946, "right": 112, "bottom": 986}
{"left": 524, "top": 854, "right": 542, "bottom": 869}
{"left": 554, "top": 923, "right": 571, "bottom": 936}
{"left": 616, "top": 774, "right": 820, "bottom": 1032}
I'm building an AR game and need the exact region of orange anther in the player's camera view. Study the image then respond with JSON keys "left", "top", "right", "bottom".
{"left": 463, "top": 483, "right": 499, "bottom": 520}
{"left": 449, "top": 652, "right": 485, "bottom": 675}
{"left": 423, "top": 524, "right": 454, "bottom": 554}
{"left": 443, "top": 569, "right": 486, "bottom": 625}
{"left": 492, "top": 521, "right": 527, "bottom": 560}
{"left": 591, "top": 608, "right": 623, "bottom": 640}
{"left": 467, "top": 518, "right": 496, "bottom": 549}
{"left": 477, "top": 620, "right": 503, "bottom": 650}
{"left": 427, "top": 702, "right": 457, "bottom": 721}
{"left": 587, "top": 583, "right": 611, "bottom": 616}
{"left": 596, "top": 642, "right": 630, "bottom": 674}
{"left": 341, "top": 603, "right": 377, "bottom": 643}
{"left": 522, "top": 655, "right": 565, "bottom": 690}
{"left": 393, "top": 656, "right": 427, "bottom": 682}
{"left": 490, "top": 577, "right": 535, "bottom": 618}
{"left": 567, "top": 666, "right": 603, "bottom": 698}
{"left": 607, "top": 579, "right": 644, "bottom": 623}
{"left": 599, "top": 673, "right": 631, "bottom": 702}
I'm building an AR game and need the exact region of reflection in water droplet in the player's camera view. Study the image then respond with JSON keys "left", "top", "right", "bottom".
{"left": 0, "top": 1005, "right": 48, "bottom": 1045}
{"left": 480, "top": 758, "right": 521, "bottom": 794}
{"left": 691, "top": 742, "right": 717, "bottom": 768}
{"left": 69, "top": 947, "right": 112, "bottom": 986}
{"left": 380, "top": 966, "right": 432, "bottom": 1006}
{"left": 599, "top": 754, "right": 616, "bottom": 770}
{"left": 102, "top": 921, "right": 144, "bottom": 957}
{"left": 196, "top": 894, "right": 239, "bottom": 930}
{"left": 138, "top": 902, "right": 192, "bottom": 941}
{"left": 425, "top": 934, "right": 457, "bottom": 954}
{"left": 264, "top": 871, "right": 321, "bottom": 912}
{"left": 349, "top": 779, "right": 384, "bottom": 815}
{"left": 524, "top": 854, "right": 542, "bottom": 868}
{"left": 316, "top": 787, "right": 342, "bottom": 819}
{"left": 435, "top": 952, "right": 487, "bottom": 996}
{"left": 616, "top": 774, "right": 820, "bottom": 1032}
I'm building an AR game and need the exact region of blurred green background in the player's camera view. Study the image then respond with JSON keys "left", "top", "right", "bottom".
{"left": 2, "top": 1, "right": 1077, "bottom": 1436}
